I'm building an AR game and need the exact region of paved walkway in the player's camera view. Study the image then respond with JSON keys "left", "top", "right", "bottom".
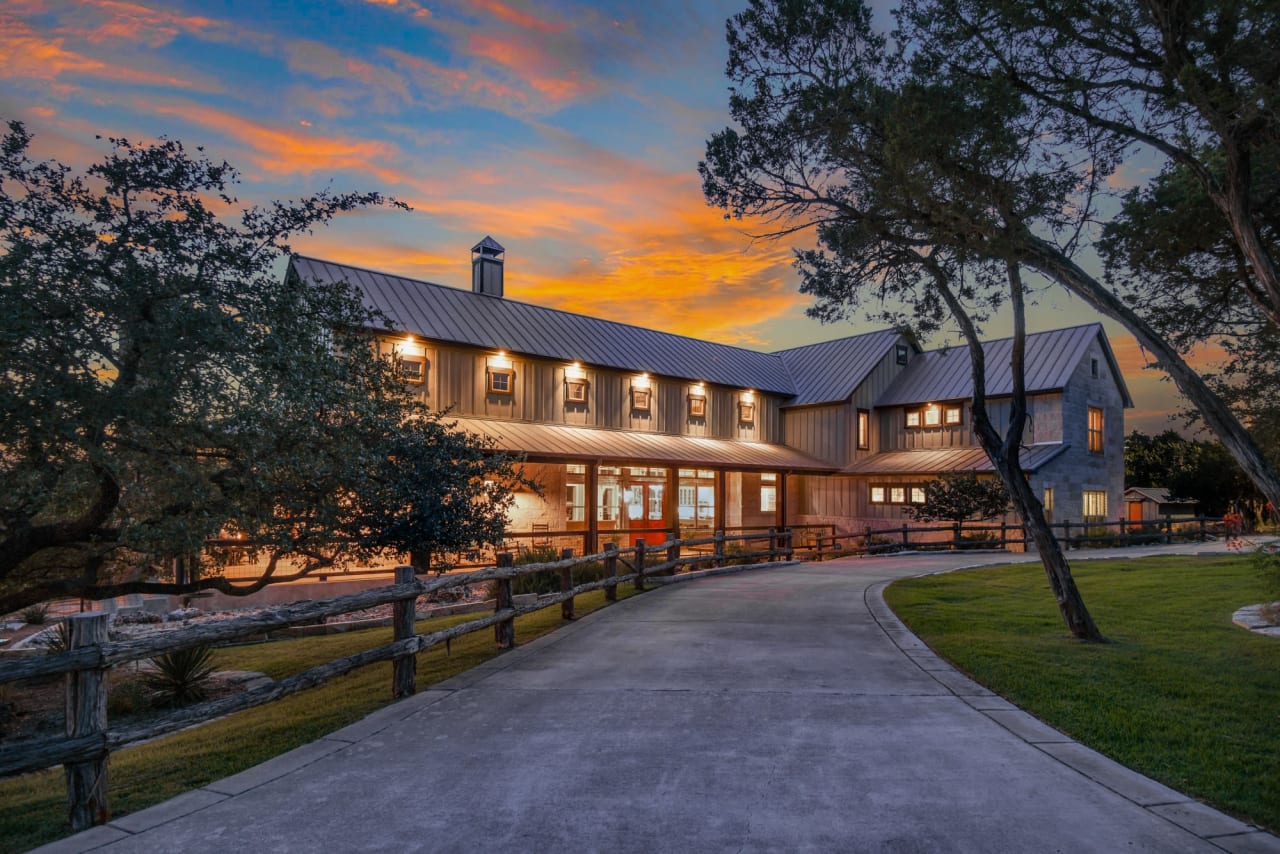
{"left": 40, "top": 545, "right": 1279, "bottom": 853}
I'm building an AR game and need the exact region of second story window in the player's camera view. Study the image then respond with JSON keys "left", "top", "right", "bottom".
{"left": 630, "top": 386, "right": 652, "bottom": 412}
{"left": 487, "top": 366, "right": 514, "bottom": 395}
{"left": 896, "top": 343, "right": 909, "bottom": 365}
{"left": 398, "top": 355, "right": 425, "bottom": 384}
{"left": 944, "top": 404, "right": 962, "bottom": 425}
{"left": 857, "top": 409, "right": 870, "bottom": 450}
{"left": 1088, "top": 406, "right": 1104, "bottom": 453}
{"left": 565, "top": 378, "right": 588, "bottom": 403}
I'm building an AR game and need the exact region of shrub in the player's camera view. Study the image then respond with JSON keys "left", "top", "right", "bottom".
{"left": 1254, "top": 542, "right": 1280, "bottom": 596}
{"left": 20, "top": 604, "right": 50, "bottom": 625}
{"left": 958, "top": 532, "right": 1000, "bottom": 550}
{"left": 39, "top": 621, "right": 72, "bottom": 655}
{"left": 107, "top": 679, "right": 155, "bottom": 717}
{"left": 144, "top": 644, "right": 216, "bottom": 707}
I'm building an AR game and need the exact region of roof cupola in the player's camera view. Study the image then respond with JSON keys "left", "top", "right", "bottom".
{"left": 471, "top": 235, "right": 505, "bottom": 297}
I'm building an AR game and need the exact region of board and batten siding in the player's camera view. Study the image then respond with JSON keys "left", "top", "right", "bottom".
{"left": 879, "top": 392, "right": 1064, "bottom": 452}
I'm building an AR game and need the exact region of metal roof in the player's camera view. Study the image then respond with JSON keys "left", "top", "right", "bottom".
{"left": 772, "top": 329, "right": 904, "bottom": 407}
{"left": 292, "top": 256, "right": 797, "bottom": 395}
{"left": 875, "top": 324, "right": 1134, "bottom": 408}
{"left": 840, "top": 443, "right": 1069, "bottom": 475}
{"left": 1125, "top": 487, "right": 1197, "bottom": 505}
{"left": 448, "top": 417, "right": 836, "bottom": 472}
{"left": 472, "top": 235, "right": 505, "bottom": 253}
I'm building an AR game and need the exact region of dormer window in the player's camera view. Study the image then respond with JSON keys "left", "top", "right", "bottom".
{"left": 738, "top": 401, "right": 756, "bottom": 424}
{"left": 565, "top": 378, "right": 588, "bottom": 403}
{"left": 688, "top": 393, "right": 707, "bottom": 418}
{"left": 896, "top": 344, "right": 909, "bottom": 365}
{"left": 630, "top": 386, "right": 652, "bottom": 412}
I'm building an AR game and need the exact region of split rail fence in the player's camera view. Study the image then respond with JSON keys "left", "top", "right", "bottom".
{"left": 0, "top": 530, "right": 793, "bottom": 832}
{"left": 800, "top": 514, "right": 1226, "bottom": 559}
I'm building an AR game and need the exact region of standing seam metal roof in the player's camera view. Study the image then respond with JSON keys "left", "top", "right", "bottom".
{"left": 772, "top": 329, "right": 904, "bottom": 407}
{"left": 874, "top": 324, "right": 1134, "bottom": 407}
{"left": 291, "top": 256, "right": 797, "bottom": 395}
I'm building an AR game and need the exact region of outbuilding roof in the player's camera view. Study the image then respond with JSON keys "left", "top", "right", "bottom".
{"left": 874, "top": 324, "right": 1134, "bottom": 408}
{"left": 1124, "top": 487, "right": 1197, "bottom": 505}
{"left": 291, "top": 256, "right": 798, "bottom": 395}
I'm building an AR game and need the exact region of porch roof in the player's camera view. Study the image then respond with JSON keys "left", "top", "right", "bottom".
{"left": 840, "top": 443, "right": 1069, "bottom": 475}
{"left": 448, "top": 417, "right": 836, "bottom": 472}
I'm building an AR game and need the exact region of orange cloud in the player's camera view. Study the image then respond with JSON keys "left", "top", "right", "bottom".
{"left": 0, "top": 13, "right": 199, "bottom": 87}
{"left": 467, "top": 33, "right": 595, "bottom": 104}
{"left": 70, "top": 0, "right": 216, "bottom": 47}
{"left": 469, "top": 0, "right": 565, "bottom": 34}
{"left": 146, "top": 101, "right": 404, "bottom": 184}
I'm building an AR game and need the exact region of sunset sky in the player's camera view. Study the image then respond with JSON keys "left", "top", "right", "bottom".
{"left": 3, "top": 0, "right": 1196, "bottom": 433}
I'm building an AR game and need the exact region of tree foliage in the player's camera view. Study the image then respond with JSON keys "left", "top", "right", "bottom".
{"left": 1124, "top": 430, "right": 1265, "bottom": 517}
{"left": 0, "top": 122, "right": 520, "bottom": 612}
{"left": 904, "top": 473, "right": 1009, "bottom": 524}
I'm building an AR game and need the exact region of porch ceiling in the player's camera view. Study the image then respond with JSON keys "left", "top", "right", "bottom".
{"left": 840, "top": 443, "right": 1069, "bottom": 475}
{"left": 447, "top": 417, "right": 836, "bottom": 472}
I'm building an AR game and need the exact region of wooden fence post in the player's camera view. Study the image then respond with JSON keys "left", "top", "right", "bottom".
{"left": 714, "top": 530, "right": 725, "bottom": 567}
{"left": 494, "top": 552, "right": 515, "bottom": 649}
{"left": 560, "top": 547, "right": 575, "bottom": 620}
{"left": 65, "top": 613, "right": 109, "bottom": 831}
{"left": 604, "top": 542, "right": 618, "bottom": 602}
{"left": 901, "top": 524, "right": 909, "bottom": 550}
{"left": 1062, "top": 519, "right": 1071, "bottom": 550}
{"left": 952, "top": 522, "right": 961, "bottom": 550}
{"left": 667, "top": 539, "right": 680, "bottom": 576}
{"left": 784, "top": 529, "right": 793, "bottom": 560}
{"left": 634, "top": 539, "right": 646, "bottom": 591}
{"left": 392, "top": 566, "right": 417, "bottom": 699}
{"left": 815, "top": 533, "right": 824, "bottom": 562}
{"left": 1164, "top": 513, "right": 1173, "bottom": 545}
{"left": 1199, "top": 515, "right": 1207, "bottom": 542}
{"left": 1120, "top": 516, "right": 1128, "bottom": 547}
{"left": 864, "top": 526, "right": 873, "bottom": 555}
{"left": 768, "top": 527, "right": 777, "bottom": 561}
{"left": 1000, "top": 521, "right": 1007, "bottom": 549}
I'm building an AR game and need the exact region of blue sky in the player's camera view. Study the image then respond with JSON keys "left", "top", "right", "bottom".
{"left": 2, "top": 0, "right": 1190, "bottom": 432}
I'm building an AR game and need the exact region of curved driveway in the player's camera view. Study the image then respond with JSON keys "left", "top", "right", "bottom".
{"left": 43, "top": 547, "right": 1278, "bottom": 853}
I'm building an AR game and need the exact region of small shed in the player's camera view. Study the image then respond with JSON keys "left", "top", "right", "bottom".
{"left": 1124, "top": 487, "right": 1198, "bottom": 522}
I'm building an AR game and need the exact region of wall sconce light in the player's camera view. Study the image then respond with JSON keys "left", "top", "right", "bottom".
{"left": 489, "top": 350, "right": 513, "bottom": 369}
{"left": 566, "top": 361, "right": 586, "bottom": 380}
{"left": 633, "top": 372, "right": 651, "bottom": 388}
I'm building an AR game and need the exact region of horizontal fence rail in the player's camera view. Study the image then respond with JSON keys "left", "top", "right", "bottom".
{"left": 0, "top": 529, "right": 794, "bottom": 833}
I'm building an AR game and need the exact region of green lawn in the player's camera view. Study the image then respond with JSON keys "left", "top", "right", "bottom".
{"left": 0, "top": 587, "right": 637, "bottom": 853}
{"left": 884, "top": 555, "right": 1280, "bottom": 831}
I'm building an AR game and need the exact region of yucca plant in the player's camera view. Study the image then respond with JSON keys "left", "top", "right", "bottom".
{"left": 144, "top": 644, "right": 217, "bottom": 707}
{"left": 20, "top": 604, "right": 50, "bottom": 625}
{"left": 39, "top": 621, "right": 72, "bottom": 654}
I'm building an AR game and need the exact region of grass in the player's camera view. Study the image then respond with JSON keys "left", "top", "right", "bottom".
{"left": 884, "top": 555, "right": 1280, "bottom": 831}
{"left": 0, "top": 586, "right": 636, "bottom": 853}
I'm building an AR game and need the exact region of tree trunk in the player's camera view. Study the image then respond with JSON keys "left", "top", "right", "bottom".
{"left": 928, "top": 259, "right": 1105, "bottom": 641}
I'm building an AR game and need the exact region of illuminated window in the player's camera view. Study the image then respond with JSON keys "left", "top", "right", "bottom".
{"left": 923, "top": 405, "right": 941, "bottom": 427}
{"left": 398, "top": 355, "right": 425, "bottom": 384}
{"left": 870, "top": 486, "right": 886, "bottom": 504}
{"left": 738, "top": 401, "right": 755, "bottom": 424}
{"left": 565, "top": 378, "right": 588, "bottom": 403}
{"left": 1088, "top": 406, "right": 1104, "bottom": 453}
{"left": 857, "top": 409, "right": 870, "bottom": 449}
{"left": 1083, "top": 489, "right": 1108, "bottom": 521}
{"left": 890, "top": 486, "right": 906, "bottom": 503}
{"left": 486, "top": 366, "right": 513, "bottom": 395}
{"left": 688, "top": 394, "right": 706, "bottom": 418}
{"left": 910, "top": 486, "right": 926, "bottom": 504}
{"left": 565, "top": 483, "right": 585, "bottom": 522}
{"left": 1043, "top": 487, "right": 1054, "bottom": 523}
{"left": 630, "top": 387, "right": 652, "bottom": 412}
{"left": 905, "top": 409, "right": 921, "bottom": 428}
{"left": 944, "top": 405, "right": 962, "bottom": 425}
{"left": 760, "top": 485, "right": 777, "bottom": 512}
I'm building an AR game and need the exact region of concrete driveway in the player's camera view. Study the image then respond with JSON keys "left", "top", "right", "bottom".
{"left": 41, "top": 547, "right": 1278, "bottom": 853}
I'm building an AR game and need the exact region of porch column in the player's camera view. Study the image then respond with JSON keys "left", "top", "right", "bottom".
{"left": 586, "top": 461, "right": 599, "bottom": 554}
{"left": 778, "top": 471, "right": 789, "bottom": 531}
{"left": 715, "top": 469, "right": 727, "bottom": 532}
{"left": 666, "top": 466, "right": 679, "bottom": 540}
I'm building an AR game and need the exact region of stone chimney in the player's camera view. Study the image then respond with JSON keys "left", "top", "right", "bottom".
{"left": 471, "top": 235, "right": 505, "bottom": 297}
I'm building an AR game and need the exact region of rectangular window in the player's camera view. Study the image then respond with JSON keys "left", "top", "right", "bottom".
{"left": 944, "top": 405, "right": 962, "bottom": 425}
{"left": 688, "top": 394, "right": 706, "bottom": 418}
{"left": 1043, "top": 487, "right": 1054, "bottom": 524}
{"left": 923, "top": 405, "right": 941, "bottom": 427}
{"left": 760, "top": 485, "right": 777, "bottom": 512}
{"left": 890, "top": 486, "right": 906, "bottom": 504}
{"left": 486, "top": 366, "right": 513, "bottom": 395}
{"left": 1091, "top": 358, "right": 1099, "bottom": 378}
{"left": 896, "top": 343, "right": 909, "bottom": 365}
{"left": 565, "top": 378, "right": 588, "bottom": 403}
{"left": 870, "top": 486, "right": 886, "bottom": 504}
{"left": 857, "top": 409, "right": 870, "bottom": 449}
{"left": 910, "top": 486, "right": 926, "bottom": 504}
{"left": 398, "top": 356, "right": 425, "bottom": 384}
{"left": 1088, "top": 406, "right": 1104, "bottom": 453}
{"left": 565, "top": 483, "right": 585, "bottom": 522}
{"left": 1082, "top": 489, "right": 1108, "bottom": 521}
{"left": 905, "top": 409, "right": 921, "bottom": 428}
{"left": 630, "top": 387, "right": 652, "bottom": 412}
{"left": 738, "top": 401, "right": 755, "bottom": 423}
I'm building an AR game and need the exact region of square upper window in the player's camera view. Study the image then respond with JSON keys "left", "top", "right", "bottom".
{"left": 487, "top": 366, "right": 514, "bottom": 395}
{"left": 688, "top": 394, "right": 706, "bottom": 418}
{"left": 630, "top": 387, "right": 652, "bottom": 412}
{"left": 905, "top": 409, "right": 921, "bottom": 428}
{"left": 565, "top": 378, "right": 588, "bottom": 404}
{"left": 923, "top": 405, "right": 941, "bottom": 427}
{"left": 398, "top": 356, "right": 424, "bottom": 384}
{"left": 738, "top": 401, "right": 755, "bottom": 424}
{"left": 870, "top": 486, "right": 886, "bottom": 503}
{"left": 944, "top": 405, "right": 962, "bottom": 425}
